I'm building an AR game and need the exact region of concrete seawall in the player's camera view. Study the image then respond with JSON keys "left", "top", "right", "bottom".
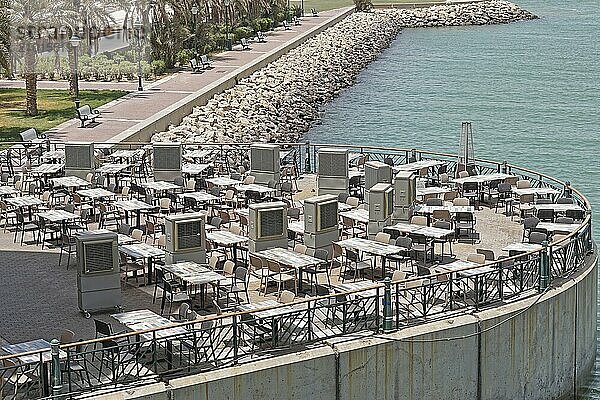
{"left": 93, "top": 250, "right": 597, "bottom": 400}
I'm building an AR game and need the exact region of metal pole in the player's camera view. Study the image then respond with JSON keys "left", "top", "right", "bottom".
{"left": 73, "top": 48, "right": 80, "bottom": 108}
{"left": 137, "top": 30, "right": 143, "bottom": 91}
{"left": 539, "top": 240, "right": 550, "bottom": 291}
{"left": 51, "top": 339, "right": 62, "bottom": 396}
{"left": 383, "top": 277, "right": 393, "bottom": 333}
{"left": 304, "top": 141, "right": 311, "bottom": 173}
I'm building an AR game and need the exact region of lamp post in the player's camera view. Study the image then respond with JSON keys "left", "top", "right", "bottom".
{"left": 287, "top": 0, "right": 291, "bottom": 23}
{"left": 69, "top": 34, "right": 81, "bottom": 108}
{"left": 224, "top": 0, "right": 231, "bottom": 51}
{"left": 191, "top": 5, "right": 199, "bottom": 57}
{"left": 134, "top": 18, "right": 143, "bottom": 91}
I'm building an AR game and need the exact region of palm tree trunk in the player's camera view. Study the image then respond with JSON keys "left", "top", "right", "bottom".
{"left": 24, "top": 43, "right": 38, "bottom": 116}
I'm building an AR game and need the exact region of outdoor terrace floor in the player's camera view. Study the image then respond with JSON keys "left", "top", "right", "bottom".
{"left": 0, "top": 174, "right": 523, "bottom": 347}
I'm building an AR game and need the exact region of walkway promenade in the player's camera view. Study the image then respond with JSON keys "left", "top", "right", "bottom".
{"left": 0, "top": 8, "right": 350, "bottom": 144}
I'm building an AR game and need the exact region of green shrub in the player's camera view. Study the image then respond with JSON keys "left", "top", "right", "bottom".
{"left": 151, "top": 60, "right": 166, "bottom": 75}
{"left": 253, "top": 17, "right": 273, "bottom": 32}
{"left": 354, "top": 0, "right": 373, "bottom": 12}
{"left": 233, "top": 26, "right": 254, "bottom": 41}
{"left": 175, "top": 49, "right": 195, "bottom": 66}
{"left": 119, "top": 61, "right": 136, "bottom": 79}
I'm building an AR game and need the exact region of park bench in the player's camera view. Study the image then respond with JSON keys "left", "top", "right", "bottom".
{"left": 311, "top": 8, "right": 318, "bottom": 17}
{"left": 76, "top": 104, "right": 100, "bottom": 127}
{"left": 282, "top": 20, "right": 291, "bottom": 30}
{"left": 292, "top": 16, "right": 301, "bottom": 26}
{"left": 199, "top": 54, "right": 213, "bottom": 69}
{"left": 189, "top": 58, "right": 204, "bottom": 73}
{"left": 240, "top": 38, "right": 251, "bottom": 50}
{"left": 256, "top": 31, "right": 267, "bottom": 43}
{"left": 18, "top": 128, "right": 46, "bottom": 143}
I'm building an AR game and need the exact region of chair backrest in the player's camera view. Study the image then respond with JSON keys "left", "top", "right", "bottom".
{"left": 439, "top": 173, "right": 449, "bottom": 184}
{"left": 242, "top": 175, "right": 255, "bottom": 184}
{"left": 497, "top": 182, "right": 512, "bottom": 193}
{"left": 535, "top": 198, "right": 552, "bottom": 204}
{"left": 223, "top": 260, "right": 235, "bottom": 275}
{"left": 131, "top": 229, "right": 143, "bottom": 241}
{"left": 234, "top": 266, "right": 248, "bottom": 284}
{"left": 314, "top": 248, "right": 329, "bottom": 261}
{"left": 516, "top": 179, "right": 531, "bottom": 189}
{"left": 405, "top": 278, "right": 430, "bottom": 289}
{"left": 537, "top": 209, "right": 554, "bottom": 221}
{"left": 374, "top": 232, "right": 391, "bottom": 244}
{"left": 443, "top": 191, "right": 458, "bottom": 202}
{"left": 467, "top": 253, "right": 486, "bottom": 264}
{"left": 229, "top": 223, "right": 242, "bottom": 236}
{"left": 552, "top": 234, "right": 568, "bottom": 244}
{"left": 458, "top": 170, "right": 469, "bottom": 178}
{"left": 556, "top": 197, "right": 574, "bottom": 204}
{"left": 432, "top": 220, "right": 451, "bottom": 231}
{"left": 519, "top": 194, "right": 534, "bottom": 204}
{"left": 279, "top": 290, "right": 296, "bottom": 304}
{"left": 287, "top": 208, "right": 301, "bottom": 220}
{"left": 395, "top": 236, "right": 412, "bottom": 249}
{"left": 346, "top": 197, "right": 359, "bottom": 207}
{"left": 555, "top": 217, "right": 574, "bottom": 224}
{"left": 476, "top": 248, "right": 495, "bottom": 261}
{"left": 60, "top": 329, "right": 76, "bottom": 344}
{"left": 19, "top": 128, "right": 38, "bottom": 142}
{"left": 426, "top": 198, "right": 443, "bottom": 206}
{"left": 453, "top": 197, "right": 469, "bottom": 206}
{"left": 432, "top": 209, "right": 451, "bottom": 222}
{"left": 94, "top": 319, "right": 113, "bottom": 336}
{"left": 529, "top": 232, "right": 547, "bottom": 244}
{"left": 159, "top": 197, "right": 171, "bottom": 209}
{"left": 338, "top": 193, "right": 350, "bottom": 203}
{"left": 208, "top": 255, "right": 219, "bottom": 270}
{"left": 294, "top": 243, "right": 307, "bottom": 254}
{"left": 410, "top": 215, "right": 428, "bottom": 226}
{"left": 118, "top": 223, "right": 131, "bottom": 235}
{"left": 249, "top": 254, "right": 265, "bottom": 271}
{"left": 391, "top": 270, "right": 407, "bottom": 283}
{"left": 158, "top": 234, "right": 166, "bottom": 248}
{"left": 178, "top": 303, "right": 190, "bottom": 320}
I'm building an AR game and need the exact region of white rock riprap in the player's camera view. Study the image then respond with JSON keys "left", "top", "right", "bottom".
{"left": 153, "top": 1, "right": 537, "bottom": 144}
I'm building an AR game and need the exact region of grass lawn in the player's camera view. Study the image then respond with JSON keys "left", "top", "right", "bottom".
{"left": 0, "top": 88, "right": 127, "bottom": 141}
{"left": 299, "top": 0, "right": 426, "bottom": 12}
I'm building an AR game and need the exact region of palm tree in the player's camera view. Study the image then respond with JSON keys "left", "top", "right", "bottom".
{"left": 8, "top": 0, "right": 77, "bottom": 115}
{"left": 0, "top": 0, "right": 10, "bottom": 74}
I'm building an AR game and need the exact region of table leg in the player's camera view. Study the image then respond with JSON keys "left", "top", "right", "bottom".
{"left": 298, "top": 268, "right": 303, "bottom": 292}
{"left": 42, "top": 361, "right": 50, "bottom": 397}
{"left": 147, "top": 257, "right": 154, "bottom": 285}
{"left": 136, "top": 210, "right": 141, "bottom": 229}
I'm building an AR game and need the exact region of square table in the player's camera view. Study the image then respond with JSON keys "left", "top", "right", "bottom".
{"left": 0, "top": 186, "right": 19, "bottom": 197}
{"left": 340, "top": 209, "right": 369, "bottom": 225}
{"left": 161, "top": 261, "right": 228, "bottom": 309}
{"left": 96, "top": 163, "right": 132, "bottom": 187}
{"left": 185, "top": 149, "right": 215, "bottom": 161}
{"left": 40, "top": 150, "right": 65, "bottom": 163}
{"left": 237, "top": 300, "right": 308, "bottom": 345}
{"left": 6, "top": 195, "right": 43, "bottom": 219}
{"left": 256, "top": 247, "right": 322, "bottom": 291}
{"left": 206, "top": 177, "right": 241, "bottom": 188}
{"left": 416, "top": 186, "right": 451, "bottom": 197}
{"left": 112, "top": 309, "right": 188, "bottom": 341}
{"left": 393, "top": 159, "right": 446, "bottom": 172}
{"left": 235, "top": 184, "right": 277, "bottom": 195}
{"left": 336, "top": 237, "right": 406, "bottom": 277}
{"left": 77, "top": 188, "right": 115, "bottom": 200}
{"left": 31, "top": 163, "right": 64, "bottom": 176}
{"left": 119, "top": 243, "right": 165, "bottom": 284}
{"left": 85, "top": 228, "right": 139, "bottom": 245}
{"left": 502, "top": 242, "right": 543, "bottom": 254}
{"left": 333, "top": 280, "right": 380, "bottom": 298}
{"left": 179, "top": 192, "right": 220, "bottom": 204}
{"left": 37, "top": 209, "right": 79, "bottom": 232}
{"left": 536, "top": 222, "right": 581, "bottom": 234}
{"left": 114, "top": 199, "right": 156, "bottom": 228}
{"left": 182, "top": 163, "right": 211, "bottom": 176}
{"left": 206, "top": 230, "right": 248, "bottom": 263}
{"left": 2, "top": 339, "right": 67, "bottom": 397}
{"left": 108, "top": 149, "right": 143, "bottom": 163}
{"left": 287, "top": 220, "right": 305, "bottom": 235}
{"left": 512, "top": 187, "right": 561, "bottom": 197}
{"left": 50, "top": 176, "right": 90, "bottom": 190}
{"left": 141, "top": 181, "right": 181, "bottom": 193}
{"left": 533, "top": 203, "right": 584, "bottom": 213}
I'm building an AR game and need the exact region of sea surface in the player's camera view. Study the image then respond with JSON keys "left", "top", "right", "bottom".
{"left": 305, "top": 0, "right": 600, "bottom": 396}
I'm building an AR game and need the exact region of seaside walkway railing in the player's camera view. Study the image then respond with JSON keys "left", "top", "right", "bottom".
{"left": 0, "top": 142, "right": 594, "bottom": 399}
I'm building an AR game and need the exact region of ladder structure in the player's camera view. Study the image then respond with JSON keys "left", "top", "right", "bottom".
{"left": 458, "top": 121, "right": 475, "bottom": 175}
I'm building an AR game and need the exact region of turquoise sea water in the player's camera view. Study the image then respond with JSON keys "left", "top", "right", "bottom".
{"left": 306, "top": 0, "right": 600, "bottom": 396}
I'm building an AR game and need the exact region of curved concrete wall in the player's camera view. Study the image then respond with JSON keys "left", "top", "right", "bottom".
{"left": 92, "top": 251, "right": 597, "bottom": 400}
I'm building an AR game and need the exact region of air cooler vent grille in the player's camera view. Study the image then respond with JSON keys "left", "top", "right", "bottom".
{"left": 65, "top": 145, "right": 92, "bottom": 169}
{"left": 177, "top": 220, "right": 202, "bottom": 249}
{"left": 84, "top": 241, "right": 114, "bottom": 273}
{"left": 260, "top": 209, "right": 284, "bottom": 237}
{"left": 154, "top": 146, "right": 181, "bottom": 170}
{"left": 251, "top": 148, "right": 275, "bottom": 172}
{"left": 318, "top": 202, "right": 338, "bottom": 230}
{"left": 319, "top": 153, "right": 347, "bottom": 177}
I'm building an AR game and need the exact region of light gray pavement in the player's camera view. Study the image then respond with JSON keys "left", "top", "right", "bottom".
{"left": 0, "top": 10, "right": 349, "bottom": 144}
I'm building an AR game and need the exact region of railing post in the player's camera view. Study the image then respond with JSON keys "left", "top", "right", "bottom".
{"left": 564, "top": 181, "right": 572, "bottom": 198}
{"left": 539, "top": 241, "right": 550, "bottom": 291}
{"left": 383, "top": 278, "right": 393, "bottom": 333}
{"left": 502, "top": 160, "right": 507, "bottom": 174}
{"left": 304, "top": 141, "right": 311, "bottom": 173}
{"left": 51, "top": 338, "right": 62, "bottom": 397}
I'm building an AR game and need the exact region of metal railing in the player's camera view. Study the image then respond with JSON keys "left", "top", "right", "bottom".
{"left": 0, "top": 141, "right": 594, "bottom": 399}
